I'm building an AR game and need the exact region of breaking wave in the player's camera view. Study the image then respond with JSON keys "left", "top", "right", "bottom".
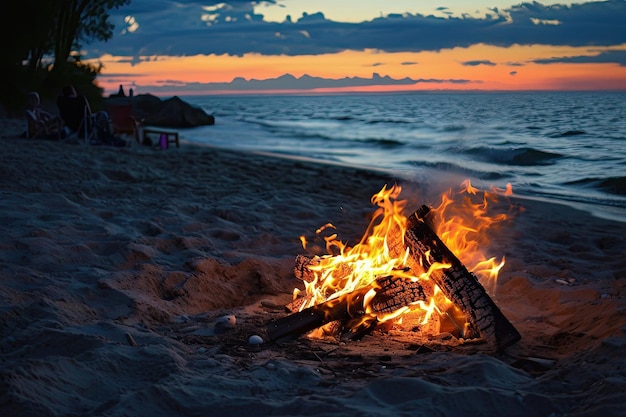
{"left": 566, "top": 176, "right": 626, "bottom": 196}
{"left": 461, "top": 147, "right": 563, "bottom": 166}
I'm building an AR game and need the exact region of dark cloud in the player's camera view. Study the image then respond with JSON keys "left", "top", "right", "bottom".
{"left": 87, "top": 1, "right": 626, "bottom": 60}
{"left": 462, "top": 60, "right": 497, "bottom": 66}
{"left": 533, "top": 50, "right": 626, "bottom": 66}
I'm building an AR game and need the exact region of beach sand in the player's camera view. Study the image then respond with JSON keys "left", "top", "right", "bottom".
{"left": 1, "top": 118, "right": 625, "bottom": 417}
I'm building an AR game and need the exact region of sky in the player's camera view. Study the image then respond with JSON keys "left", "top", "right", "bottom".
{"left": 83, "top": 0, "right": 626, "bottom": 96}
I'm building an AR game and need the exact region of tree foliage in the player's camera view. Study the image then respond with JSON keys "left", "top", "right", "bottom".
{"left": 0, "top": 0, "right": 130, "bottom": 115}
{"left": 53, "top": 0, "right": 131, "bottom": 74}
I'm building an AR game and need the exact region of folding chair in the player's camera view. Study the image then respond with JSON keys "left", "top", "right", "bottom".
{"left": 77, "top": 106, "right": 99, "bottom": 145}
{"left": 105, "top": 103, "right": 139, "bottom": 142}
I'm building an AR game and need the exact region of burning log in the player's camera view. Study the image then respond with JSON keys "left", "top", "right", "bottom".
{"left": 268, "top": 201, "right": 521, "bottom": 352}
{"left": 290, "top": 254, "right": 432, "bottom": 318}
{"left": 266, "top": 286, "right": 369, "bottom": 341}
{"left": 267, "top": 275, "right": 429, "bottom": 341}
{"left": 400, "top": 205, "right": 521, "bottom": 351}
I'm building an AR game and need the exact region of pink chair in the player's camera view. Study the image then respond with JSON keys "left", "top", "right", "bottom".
{"left": 105, "top": 103, "right": 140, "bottom": 142}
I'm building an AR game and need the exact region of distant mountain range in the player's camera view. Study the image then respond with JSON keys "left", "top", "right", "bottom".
{"left": 194, "top": 73, "right": 471, "bottom": 91}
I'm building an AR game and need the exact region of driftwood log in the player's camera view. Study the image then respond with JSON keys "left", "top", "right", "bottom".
{"left": 267, "top": 205, "right": 521, "bottom": 351}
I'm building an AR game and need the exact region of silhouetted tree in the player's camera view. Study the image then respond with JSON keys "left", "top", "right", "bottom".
{"left": 52, "top": 0, "right": 131, "bottom": 75}
{"left": 0, "top": 1, "right": 53, "bottom": 73}
{"left": 0, "top": 0, "right": 130, "bottom": 115}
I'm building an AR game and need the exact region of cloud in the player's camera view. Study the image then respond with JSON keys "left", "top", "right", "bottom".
{"left": 530, "top": 17, "right": 561, "bottom": 25}
{"left": 86, "top": 1, "right": 626, "bottom": 60}
{"left": 462, "top": 60, "right": 497, "bottom": 66}
{"left": 533, "top": 50, "right": 626, "bottom": 66}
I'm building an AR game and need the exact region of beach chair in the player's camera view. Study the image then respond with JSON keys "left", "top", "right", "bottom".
{"left": 63, "top": 105, "right": 98, "bottom": 145}
{"left": 24, "top": 92, "right": 64, "bottom": 140}
{"left": 106, "top": 102, "right": 140, "bottom": 142}
{"left": 57, "top": 92, "right": 98, "bottom": 144}
{"left": 81, "top": 107, "right": 99, "bottom": 145}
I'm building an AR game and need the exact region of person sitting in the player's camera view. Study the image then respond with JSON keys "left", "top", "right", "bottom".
{"left": 57, "top": 85, "right": 92, "bottom": 138}
{"left": 24, "top": 92, "right": 64, "bottom": 139}
{"left": 57, "top": 85, "right": 126, "bottom": 147}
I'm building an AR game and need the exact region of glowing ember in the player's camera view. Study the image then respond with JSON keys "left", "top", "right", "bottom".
{"left": 296, "top": 180, "right": 511, "bottom": 338}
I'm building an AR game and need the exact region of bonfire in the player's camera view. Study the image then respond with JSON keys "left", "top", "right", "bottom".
{"left": 267, "top": 181, "right": 520, "bottom": 351}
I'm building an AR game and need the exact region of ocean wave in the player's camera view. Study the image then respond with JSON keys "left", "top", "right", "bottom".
{"left": 441, "top": 124, "right": 467, "bottom": 132}
{"left": 462, "top": 146, "right": 563, "bottom": 166}
{"left": 259, "top": 126, "right": 405, "bottom": 151}
{"left": 565, "top": 176, "right": 626, "bottom": 196}
{"left": 357, "top": 137, "right": 405, "bottom": 147}
{"left": 549, "top": 130, "right": 587, "bottom": 138}
{"left": 365, "top": 118, "right": 414, "bottom": 125}
{"left": 403, "top": 160, "right": 509, "bottom": 180}
{"left": 330, "top": 115, "right": 355, "bottom": 121}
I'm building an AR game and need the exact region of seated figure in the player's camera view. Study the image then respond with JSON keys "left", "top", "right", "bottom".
{"left": 57, "top": 85, "right": 126, "bottom": 147}
{"left": 24, "top": 92, "right": 64, "bottom": 139}
{"left": 57, "top": 85, "right": 91, "bottom": 137}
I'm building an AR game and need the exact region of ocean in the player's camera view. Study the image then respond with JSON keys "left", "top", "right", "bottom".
{"left": 181, "top": 92, "right": 626, "bottom": 222}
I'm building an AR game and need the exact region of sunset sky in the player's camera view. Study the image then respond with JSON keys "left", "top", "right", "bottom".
{"left": 83, "top": 0, "right": 626, "bottom": 96}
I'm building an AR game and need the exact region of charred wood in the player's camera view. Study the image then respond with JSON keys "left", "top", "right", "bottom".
{"left": 402, "top": 205, "right": 521, "bottom": 351}
{"left": 272, "top": 206, "right": 520, "bottom": 351}
{"left": 267, "top": 275, "right": 429, "bottom": 341}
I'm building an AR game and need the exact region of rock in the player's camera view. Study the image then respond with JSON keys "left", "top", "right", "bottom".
{"left": 144, "top": 96, "right": 215, "bottom": 127}
{"left": 130, "top": 94, "right": 163, "bottom": 118}
{"left": 105, "top": 94, "right": 215, "bottom": 128}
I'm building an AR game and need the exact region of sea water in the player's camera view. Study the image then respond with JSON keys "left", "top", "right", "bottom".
{"left": 181, "top": 92, "right": 626, "bottom": 222}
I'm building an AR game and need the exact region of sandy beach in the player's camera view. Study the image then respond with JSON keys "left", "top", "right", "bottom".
{"left": 1, "top": 117, "right": 625, "bottom": 417}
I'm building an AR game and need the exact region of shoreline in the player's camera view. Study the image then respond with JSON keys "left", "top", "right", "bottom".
{"left": 205, "top": 141, "right": 626, "bottom": 225}
{"left": 1, "top": 120, "right": 625, "bottom": 416}
{"left": 175, "top": 127, "right": 626, "bottom": 225}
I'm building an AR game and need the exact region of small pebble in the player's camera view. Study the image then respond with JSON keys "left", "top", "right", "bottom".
{"left": 215, "top": 315, "right": 236, "bottom": 329}
{"left": 555, "top": 279, "right": 569, "bottom": 285}
{"left": 248, "top": 335, "right": 264, "bottom": 345}
{"left": 197, "top": 347, "right": 207, "bottom": 354}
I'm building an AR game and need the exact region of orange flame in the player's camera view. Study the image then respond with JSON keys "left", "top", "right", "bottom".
{"left": 431, "top": 180, "right": 510, "bottom": 294}
{"left": 298, "top": 180, "right": 510, "bottom": 336}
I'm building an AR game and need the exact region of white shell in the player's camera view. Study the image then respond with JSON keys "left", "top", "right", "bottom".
{"left": 248, "top": 335, "right": 264, "bottom": 345}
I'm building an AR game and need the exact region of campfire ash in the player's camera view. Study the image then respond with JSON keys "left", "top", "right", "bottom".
{"left": 267, "top": 182, "right": 521, "bottom": 351}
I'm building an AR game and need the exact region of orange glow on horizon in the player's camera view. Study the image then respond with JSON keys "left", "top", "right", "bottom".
{"left": 89, "top": 43, "right": 626, "bottom": 96}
